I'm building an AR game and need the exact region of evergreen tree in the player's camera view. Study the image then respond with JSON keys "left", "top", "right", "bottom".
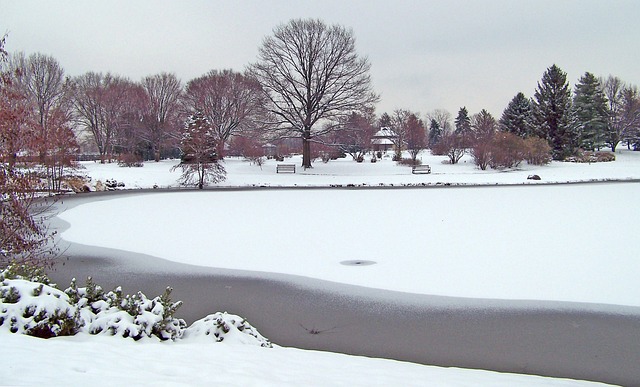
{"left": 173, "top": 111, "right": 226, "bottom": 189}
{"left": 573, "top": 72, "right": 608, "bottom": 150}
{"left": 428, "top": 118, "right": 442, "bottom": 148}
{"left": 533, "top": 64, "right": 577, "bottom": 160}
{"left": 454, "top": 107, "right": 472, "bottom": 147}
{"left": 499, "top": 92, "right": 534, "bottom": 138}
{"left": 471, "top": 109, "right": 496, "bottom": 140}
{"left": 454, "top": 107, "right": 472, "bottom": 135}
{"left": 378, "top": 112, "right": 392, "bottom": 128}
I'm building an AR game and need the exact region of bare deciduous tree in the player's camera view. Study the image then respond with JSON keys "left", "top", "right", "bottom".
{"left": 183, "top": 69, "right": 263, "bottom": 159}
{"left": 9, "top": 52, "right": 69, "bottom": 162}
{"left": 619, "top": 86, "right": 640, "bottom": 149}
{"left": 249, "top": 18, "right": 378, "bottom": 169}
{"left": 388, "top": 109, "right": 411, "bottom": 160}
{"left": 426, "top": 109, "right": 453, "bottom": 134}
{"left": 0, "top": 36, "right": 58, "bottom": 268}
{"left": 72, "top": 73, "right": 144, "bottom": 163}
{"left": 330, "top": 110, "right": 376, "bottom": 161}
{"left": 141, "top": 73, "right": 182, "bottom": 161}
{"left": 405, "top": 113, "right": 426, "bottom": 163}
{"left": 433, "top": 131, "right": 466, "bottom": 164}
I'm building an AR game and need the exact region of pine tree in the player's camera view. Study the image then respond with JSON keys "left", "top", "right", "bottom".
{"left": 454, "top": 107, "right": 472, "bottom": 135}
{"left": 454, "top": 107, "right": 472, "bottom": 147}
{"left": 378, "top": 112, "right": 392, "bottom": 128}
{"left": 428, "top": 118, "right": 442, "bottom": 148}
{"left": 499, "top": 92, "right": 534, "bottom": 138}
{"left": 573, "top": 72, "right": 609, "bottom": 150}
{"left": 471, "top": 109, "right": 496, "bottom": 140}
{"left": 533, "top": 64, "right": 577, "bottom": 160}
{"left": 173, "top": 111, "right": 226, "bottom": 189}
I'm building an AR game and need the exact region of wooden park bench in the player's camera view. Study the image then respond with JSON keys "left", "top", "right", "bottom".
{"left": 276, "top": 164, "right": 296, "bottom": 173}
{"left": 411, "top": 165, "right": 431, "bottom": 174}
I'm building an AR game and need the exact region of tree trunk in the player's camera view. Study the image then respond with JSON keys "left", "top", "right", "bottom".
{"left": 302, "top": 136, "right": 312, "bottom": 169}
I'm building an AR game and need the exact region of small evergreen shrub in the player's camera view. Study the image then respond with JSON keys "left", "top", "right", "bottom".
{"left": 0, "top": 265, "right": 271, "bottom": 346}
{"left": 183, "top": 312, "right": 272, "bottom": 348}
{"left": 0, "top": 275, "right": 84, "bottom": 338}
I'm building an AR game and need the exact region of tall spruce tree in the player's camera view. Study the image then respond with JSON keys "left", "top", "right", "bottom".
{"left": 533, "top": 64, "right": 577, "bottom": 160}
{"left": 499, "top": 92, "right": 534, "bottom": 138}
{"left": 454, "top": 107, "right": 472, "bottom": 135}
{"left": 573, "top": 72, "right": 609, "bottom": 150}
{"left": 428, "top": 118, "right": 442, "bottom": 148}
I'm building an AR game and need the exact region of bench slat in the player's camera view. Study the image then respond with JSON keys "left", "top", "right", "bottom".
{"left": 411, "top": 165, "right": 431, "bottom": 174}
{"left": 276, "top": 164, "right": 296, "bottom": 173}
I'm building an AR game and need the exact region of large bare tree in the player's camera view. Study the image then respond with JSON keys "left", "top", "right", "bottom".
{"left": 183, "top": 69, "right": 263, "bottom": 158}
{"left": 141, "top": 72, "right": 182, "bottom": 161}
{"left": 71, "top": 73, "right": 144, "bottom": 163}
{"left": 249, "top": 18, "right": 378, "bottom": 168}
{"left": 8, "top": 52, "right": 71, "bottom": 161}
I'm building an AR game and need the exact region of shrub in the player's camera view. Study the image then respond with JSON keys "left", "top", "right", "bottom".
{"left": 566, "top": 150, "right": 615, "bottom": 163}
{"left": 67, "top": 280, "right": 186, "bottom": 341}
{"left": 0, "top": 266, "right": 272, "bottom": 346}
{"left": 489, "top": 132, "right": 526, "bottom": 169}
{"left": 471, "top": 140, "right": 491, "bottom": 170}
{"left": 595, "top": 152, "right": 615, "bottom": 162}
{"left": 117, "top": 153, "right": 144, "bottom": 168}
{"left": 397, "top": 157, "right": 421, "bottom": 166}
{"left": 524, "top": 137, "right": 552, "bottom": 165}
{"left": 432, "top": 132, "right": 466, "bottom": 164}
{"left": 183, "top": 312, "right": 272, "bottom": 348}
{"left": 1, "top": 270, "right": 84, "bottom": 338}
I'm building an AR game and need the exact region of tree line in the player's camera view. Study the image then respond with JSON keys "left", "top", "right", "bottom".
{"left": 3, "top": 21, "right": 640, "bottom": 180}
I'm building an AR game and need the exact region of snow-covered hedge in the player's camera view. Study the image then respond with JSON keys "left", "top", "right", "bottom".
{"left": 184, "top": 312, "right": 272, "bottom": 347}
{"left": 65, "top": 277, "right": 186, "bottom": 341}
{"left": 0, "top": 264, "right": 272, "bottom": 347}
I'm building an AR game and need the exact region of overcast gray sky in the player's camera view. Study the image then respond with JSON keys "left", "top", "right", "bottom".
{"left": 2, "top": 0, "right": 639, "bottom": 119}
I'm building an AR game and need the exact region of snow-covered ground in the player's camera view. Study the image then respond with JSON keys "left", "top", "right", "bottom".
{"left": 77, "top": 149, "right": 640, "bottom": 189}
{"left": 3, "top": 332, "right": 612, "bottom": 386}
{"left": 5, "top": 150, "right": 638, "bottom": 386}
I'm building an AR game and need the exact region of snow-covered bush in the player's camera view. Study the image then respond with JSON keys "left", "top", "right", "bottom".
{"left": 1, "top": 266, "right": 271, "bottom": 346}
{"left": 565, "top": 150, "right": 615, "bottom": 163}
{"left": 66, "top": 278, "right": 186, "bottom": 341}
{"left": 0, "top": 271, "right": 83, "bottom": 338}
{"left": 183, "top": 312, "right": 272, "bottom": 348}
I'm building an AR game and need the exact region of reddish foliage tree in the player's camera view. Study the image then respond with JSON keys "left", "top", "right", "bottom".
{"left": 72, "top": 73, "right": 145, "bottom": 163}
{"left": 141, "top": 73, "right": 182, "bottom": 161}
{"left": 471, "top": 140, "right": 492, "bottom": 170}
{"left": 0, "top": 72, "right": 35, "bottom": 168}
{"left": 405, "top": 113, "right": 426, "bottom": 163}
{"left": 43, "top": 108, "right": 79, "bottom": 191}
{"left": 330, "top": 111, "right": 376, "bottom": 161}
{"left": 488, "top": 132, "right": 527, "bottom": 169}
{"left": 183, "top": 69, "right": 264, "bottom": 159}
{"left": 433, "top": 132, "right": 465, "bottom": 164}
{"left": 0, "top": 36, "right": 58, "bottom": 267}
{"left": 523, "top": 136, "right": 552, "bottom": 165}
